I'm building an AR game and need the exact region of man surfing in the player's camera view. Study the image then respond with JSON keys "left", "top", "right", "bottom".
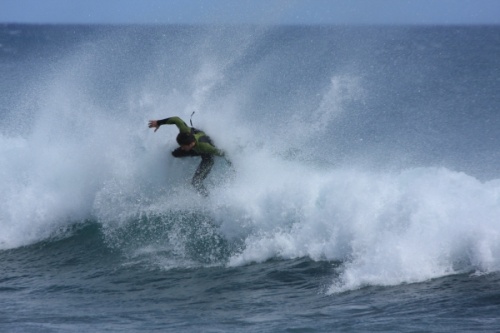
{"left": 148, "top": 116, "right": 229, "bottom": 197}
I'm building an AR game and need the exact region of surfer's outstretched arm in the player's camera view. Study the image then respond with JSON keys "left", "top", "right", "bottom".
{"left": 148, "top": 120, "right": 160, "bottom": 132}
{"left": 148, "top": 116, "right": 191, "bottom": 134}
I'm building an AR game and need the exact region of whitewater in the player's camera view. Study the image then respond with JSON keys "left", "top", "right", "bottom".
{"left": 1, "top": 24, "right": 500, "bottom": 332}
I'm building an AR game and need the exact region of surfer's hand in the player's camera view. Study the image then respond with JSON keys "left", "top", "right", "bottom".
{"left": 148, "top": 120, "right": 160, "bottom": 132}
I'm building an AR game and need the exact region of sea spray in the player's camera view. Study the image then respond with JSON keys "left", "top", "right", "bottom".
{"left": 1, "top": 26, "right": 499, "bottom": 293}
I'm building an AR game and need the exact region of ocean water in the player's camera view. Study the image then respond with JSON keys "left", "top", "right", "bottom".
{"left": 1, "top": 24, "right": 500, "bottom": 332}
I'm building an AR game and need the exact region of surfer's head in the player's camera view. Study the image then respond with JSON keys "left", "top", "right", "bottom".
{"left": 176, "top": 132, "right": 196, "bottom": 151}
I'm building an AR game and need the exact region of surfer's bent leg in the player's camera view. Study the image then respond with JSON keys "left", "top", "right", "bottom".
{"left": 192, "top": 155, "right": 214, "bottom": 197}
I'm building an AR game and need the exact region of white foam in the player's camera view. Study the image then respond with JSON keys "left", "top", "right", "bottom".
{"left": 214, "top": 162, "right": 500, "bottom": 292}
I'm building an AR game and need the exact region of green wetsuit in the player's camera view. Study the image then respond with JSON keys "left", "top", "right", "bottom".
{"left": 157, "top": 116, "right": 224, "bottom": 196}
{"left": 158, "top": 116, "right": 225, "bottom": 157}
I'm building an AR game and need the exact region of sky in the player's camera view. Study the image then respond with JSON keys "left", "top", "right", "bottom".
{"left": 1, "top": 0, "right": 500, "bottom": 25}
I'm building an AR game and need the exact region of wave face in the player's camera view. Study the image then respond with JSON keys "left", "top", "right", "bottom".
{"left": 1, "top": 25, "right": 500, "bottom": 292}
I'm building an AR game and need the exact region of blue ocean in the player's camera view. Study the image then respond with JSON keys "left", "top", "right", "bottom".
{"left": 1, "top": 24, "right": 500, "bottom": 332}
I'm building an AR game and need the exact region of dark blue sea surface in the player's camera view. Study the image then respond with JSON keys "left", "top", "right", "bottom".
{"left": 1, "top": 24, "right": 500, "bottom": 332}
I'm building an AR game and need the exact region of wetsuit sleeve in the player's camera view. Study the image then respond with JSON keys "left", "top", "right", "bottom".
{"left": 157, "top": 117, "right": 191, "bottom": 133}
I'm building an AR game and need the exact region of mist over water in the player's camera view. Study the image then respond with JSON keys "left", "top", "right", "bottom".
{"left": 1, "top": 25, "right": 500, "bottom": 292}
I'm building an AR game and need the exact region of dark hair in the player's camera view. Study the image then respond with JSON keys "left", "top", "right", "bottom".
{"left": 176, "top": 132, "right": 195, "bottom": 146}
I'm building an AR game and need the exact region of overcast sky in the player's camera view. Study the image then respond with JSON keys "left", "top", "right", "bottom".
{"left": 1, "top": 0, "right": 500, "bottom": 25}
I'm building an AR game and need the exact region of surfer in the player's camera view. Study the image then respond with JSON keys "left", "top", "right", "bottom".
{"left": 148, "top": 116, "right": 229, "bottom": 197}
